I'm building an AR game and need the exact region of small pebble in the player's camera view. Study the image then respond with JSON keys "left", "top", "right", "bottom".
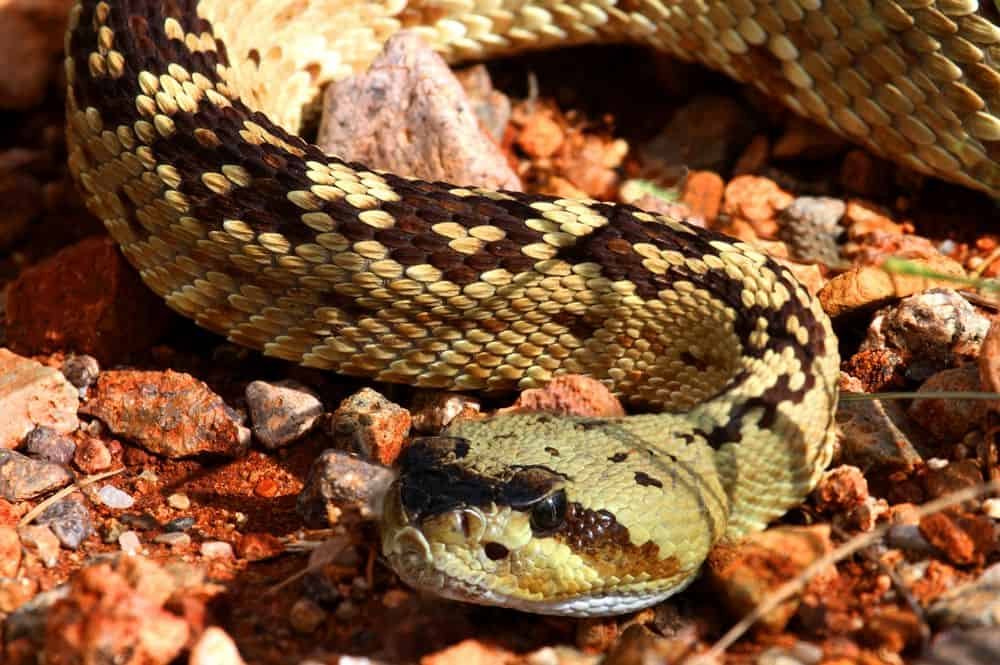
{"left": 164, "top": 517, "right": 195, "bottom": 533}
{"left": 120, "top": 513, "right": 159, "bottom": 531}
{"left": 983, "top": 498, "right": 1000, "bottom": 520}
{"left": 18, "top": 525, "right": 60, "bottom": 567}
{"left": 74, "top": 437, "right": 112, "bottom": 473}
{"left": 335, "top": 600, "right": 359, "bottom": 621}
{"left": 36, "top": 498, "right": 93, "bottom": 549}
{"left": 97, "top": 485, "right": 135, "bottom": 509}
{"left": 118, "top": 530, "right": 141, "bottom": 555}
{"left": 168, "top": 493, "right": 190, "bottom": 510}
{"left": 254, "top": 477, "right": 278, "bottom": 498}
{"left": 189, "top": 626, "right": 247, "bottom": 665}
{"left": 103, "top": 518, "right": 127, "bottom": 544}
{"left": 154, "top": 532, "right": 191, "bottom": 547}
{"left": 289, "top": 598, "right": 327, "bottom": 634}
{"left": 22, "top": 426, "right": 76, "bottom": 465}
{"left": 0, "top": 449, "right": 72, "bottom": 501}
{"left": 61, "top": 355, "right": 100, "bottom": 390}
{"left": 201, "top": 540, "right": 234, "bottom": 560}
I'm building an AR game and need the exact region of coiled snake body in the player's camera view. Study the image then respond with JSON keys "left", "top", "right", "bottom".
{"left": 64, "top": 0, "right": 994, "bottom": 616}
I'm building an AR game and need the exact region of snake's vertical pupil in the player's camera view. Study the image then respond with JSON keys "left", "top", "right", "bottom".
{"left": 529, "top": 490, "right": 567, "bottom": 534}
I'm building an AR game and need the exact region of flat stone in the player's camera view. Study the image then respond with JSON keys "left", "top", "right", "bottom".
{"left": 916, "top": 627, "right": 1000, "bottom": 665}
{"left": 0, "top": 449, "right": 72, "bottom": 501}
{"left": 154, "top": 532, "right": 191, "bottom": 547}
{"left": 929, "top": 562, "right": 1000, "bottom": 629}
{"left": 201, "top": 540, "right": 234, "bottom": 560}
{"left": 97, "top": 485, "right": 135, "bottom": 510}
{"left": 81, "top": 370, "right": 250, "bottom": 459}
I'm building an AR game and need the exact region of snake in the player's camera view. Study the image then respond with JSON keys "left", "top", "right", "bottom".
{"left": 61, "top": 0, "right": 997, "bottom": 617}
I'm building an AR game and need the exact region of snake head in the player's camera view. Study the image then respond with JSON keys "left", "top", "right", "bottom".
{"left": 379, "top": 419, "right": 697, "bottom": 617}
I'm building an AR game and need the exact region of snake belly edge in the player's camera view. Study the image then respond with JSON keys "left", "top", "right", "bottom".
{"left": 64, "top": 0, "right": 845, "bottom": 616}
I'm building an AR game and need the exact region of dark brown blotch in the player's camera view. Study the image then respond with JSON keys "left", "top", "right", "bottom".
{"left": 634, "top": 472, "right": 663, "bottom": 488}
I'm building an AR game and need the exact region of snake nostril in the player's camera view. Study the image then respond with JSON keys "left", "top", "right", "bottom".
{"left": 483, "top": 542, "right": 509, "bottom": 561}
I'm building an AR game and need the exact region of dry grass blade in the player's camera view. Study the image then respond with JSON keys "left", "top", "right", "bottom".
{"left": 18, "top": 467, "right": 125, "bottom": 527}
{"left": 686, "top": 479, "right": 1000, "bottom": 664}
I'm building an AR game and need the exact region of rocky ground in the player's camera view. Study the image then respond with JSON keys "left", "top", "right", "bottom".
{"left": 2, "top": 2, "right": 1000, "bottom": 665}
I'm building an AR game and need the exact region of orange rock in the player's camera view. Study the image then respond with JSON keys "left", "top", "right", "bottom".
{"left": 44, "top": 556, "right": 191, "bottom": 665}
{"left": 979, "top": 319, "right": 1000, "bottom": 413}
{"left": 253, "top": 477, "right": 279, "bottom": 498}
{"left": 5, "top": 237, "right": 174, "bottom": 365}
{"left": 814, "top": 466, "right": 870, "bottom": 513}
{"left": 706, "top": 524, "right": 835, "bottom": 631}
{"left": 420, "top": 639, "right": 515, "bottom": 665}
{"left": 236, "top": 532, "right": 284, "bottom": 562}
{"left": 723, "top": 175, "right": 794, "bottom": 228}
{"left": 556, "top": 134, "right": 626, "bottom": 200}
{"left": 80, "top": 370, "right": 251, "bottom": 459}
{"left": 716, "top": 218, "right": 759, "bottom": 243}
{"left": 818, "top": 255, "right": 967, "bottom": 317}
{"left": 844, "top": 199, "right": 904, "bottom": 237}
{"left": 328, "top": 388, "right": 411, "bottom": 466}
{"left": 0, "top": 526, "right": 20, "bottom": 577}
{"left": 516, "top": 111, "right": 565, "bottom": 159}
{"left": 681, "top": 170, "right": 724, "bottom": 222}
{"left": 502, "top": 374, "right": 624, "bottom": 418}
{"left": 920, "top": 511, "right": 996, "bottom": 566}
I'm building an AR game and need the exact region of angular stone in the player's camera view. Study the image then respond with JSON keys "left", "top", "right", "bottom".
{"left": 36, "top": 498, "right": 93, "bottom": 550}
{"left": 0, "top": 348, "right": 78, "bottom": 449}
{"left": 80, "top": 370, "right": 250, "bottom": 459}
{"left": 297, "top": 449, "right": 396, "bottom": 528}
{"left": 318, "top": 31, "right": 520, "bottom": 190}
{"left": 328, "top": 388, "right": 410, "bottom": 466}
{"left": 245, "top": 380, "right": 323, "bottom": 449}
{"left": 23, "top": 426, "right": 76, "bottom": 465}
{"left": 0, "top": 449, "right": 71, "bottom": 501}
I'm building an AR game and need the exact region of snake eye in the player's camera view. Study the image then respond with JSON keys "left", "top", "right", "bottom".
{"left": 529, "top": 490, "right": 567, "bottom": 534}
